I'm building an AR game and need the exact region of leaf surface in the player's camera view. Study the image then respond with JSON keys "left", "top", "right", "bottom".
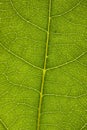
{"left": 0, "top": 0, "right": 87, "bottom": 130}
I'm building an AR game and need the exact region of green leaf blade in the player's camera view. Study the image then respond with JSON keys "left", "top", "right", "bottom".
{"left": 0, "top": 0, "right": 87, "bottom": 130}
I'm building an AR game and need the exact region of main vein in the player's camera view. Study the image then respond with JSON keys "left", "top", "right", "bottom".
{"left": 36, "top": 0, "right": 51, "bottom": 130}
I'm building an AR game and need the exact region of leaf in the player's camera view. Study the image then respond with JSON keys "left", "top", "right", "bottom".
{"left": 0, "top": 0, "right": 87, "bottom": 130}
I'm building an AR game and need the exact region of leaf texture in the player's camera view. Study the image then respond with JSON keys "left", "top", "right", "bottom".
{"left": 0, "top": 0, "right": 87, "bottom": 130}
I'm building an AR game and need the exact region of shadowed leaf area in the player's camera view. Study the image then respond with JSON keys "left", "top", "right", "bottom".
{"left": 0, "top": 0, "right": 87, "bottom": 130}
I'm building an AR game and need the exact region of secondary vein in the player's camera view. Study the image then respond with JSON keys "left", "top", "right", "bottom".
{"left": 36, "top": 0, "right": 52, "bottom": 130}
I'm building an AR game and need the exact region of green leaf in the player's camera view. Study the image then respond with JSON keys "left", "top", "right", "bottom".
{"left": 0, "top": 0, "right": 87, "bottom": 130}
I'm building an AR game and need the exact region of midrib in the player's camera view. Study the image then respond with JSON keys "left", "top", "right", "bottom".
{"left": 36, "top": 0, "right": 52, "bottom": 130}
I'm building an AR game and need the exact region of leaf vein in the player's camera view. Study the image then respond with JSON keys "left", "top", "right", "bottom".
{"left": 9, "top": 0, "right": 47, "bottom": 32}
{"left": 47, "top": 51, "right": 87, "bottom": 70}
{"left": 0, "top": 43, "right": 42, "bottom": 71}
